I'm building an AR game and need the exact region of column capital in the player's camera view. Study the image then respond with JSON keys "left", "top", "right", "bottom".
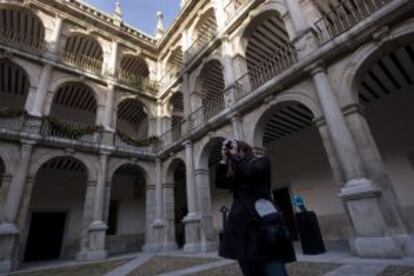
{"left": 20, "top": 140, "right": 35, "bottom": 150}
{"left": 342, "top": 103, "right": 365, "bottom": 117}
{"left": 194, "top": 168, "right": 209, "bottom": 176}
{"left": 162, "top": 182, "right": 174, "bottom": 189}
{"left": 146, "top": 184, "right": 156, "bottom": 191}
{"left": 183, "top": 140, "right": 193, "bottom": 148}
{"left": 306, "top": 61, "right": 326, "bottom": 76}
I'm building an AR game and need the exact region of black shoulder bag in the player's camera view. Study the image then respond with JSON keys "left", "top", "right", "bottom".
{"left": 236, "top": 188, "right": 290, "bottom": 246}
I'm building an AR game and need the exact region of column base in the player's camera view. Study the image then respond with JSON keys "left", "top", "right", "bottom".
{"left": 0, "top": 223, "right": 19, "bottom": 273}
{"left": 201, "top": 241, "right": 217, "bottom": 252}
{"left": 183, "top": 243, "right": 201, "bottom": 253}
{"left": 394, "top": 235, "right": 414, "bottom": 256}
{"left": 0, "top": 260, "right": 12, "bottom": 274}
{"left": 351, "top": 237, "right": 403, "bottom": 259}
{"left": 76, "top": 250, "right": 107, "bottom": 261}
{"left": 183, "top": 213, "right": 201, "bottom": 253}
{"left": 142, "top": 243, "right": 162, "bottom": 253}
{"left": 161, "top": 243, "right": 178, "bottom": 252}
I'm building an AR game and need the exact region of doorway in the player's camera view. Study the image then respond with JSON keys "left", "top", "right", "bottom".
{"left": 24, "top": 212, "right": 66, "bottom": 262}
{"left": 273, "top": 188, "right": 298, "bottom": 240}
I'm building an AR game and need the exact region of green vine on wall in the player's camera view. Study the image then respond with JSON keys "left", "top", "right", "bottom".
{"left": 116, "top": 130, "right": 160, "bottom": 147}
{"left": 46, "top": 117, "right": 102, "bottom": 139}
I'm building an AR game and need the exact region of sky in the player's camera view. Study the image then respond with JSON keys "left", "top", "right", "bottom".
{"left": 85, "top": 0, "right": 181, "bottom": 36}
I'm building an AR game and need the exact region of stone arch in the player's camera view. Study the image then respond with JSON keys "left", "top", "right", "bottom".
{"left": 48, "top": 81, "right": 99, "bottom": 125}
{"left": 188, "top": 3, "right": 216, "bottom": 39}
{"left": 115, "top": 97, "right": 150, "bottom": 139}
{"left": 0, "top": 58, "right": 31, "bottom": 110}
{"left": 0, "top": 145, "right": 18, "bottom": 176}
{"left": 119, "top": 54, "right": 150, "bottom": 84}
{"left": 164, "top": 157, "right": 186, "bottom": 184}
{"left": 234, "top": 0, "right": 288, "bottom": 57}
{"left": 29, "top": 151, "right": 97, "bottom": 182}
{"left": 196, "top": 135, "right": 227, "bottom": 170}
{"left": 108, "top": 159, "right": 152, "bottom": 187}
{"left": 0, "top": 4, "right": 46, "bottom": 52}
{"left": 249, "top": 94, "right": 319, "bottom": 148}
{"left": 61, "top": 32, "right": 104, "bottom": 73}
{"left": 191, "top": 59, "right": 226, "bottom": 119}
{"left": 340, "top": 19, "right": 414, "bottom": 106}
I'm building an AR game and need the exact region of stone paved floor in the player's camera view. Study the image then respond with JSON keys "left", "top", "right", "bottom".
{"left": 8, "top": 250, "right": 414, "bottom": 276}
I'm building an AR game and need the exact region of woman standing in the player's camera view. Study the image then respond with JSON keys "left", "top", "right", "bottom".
{"left": 215, "top": 139, "right": 296, "bottom": 276}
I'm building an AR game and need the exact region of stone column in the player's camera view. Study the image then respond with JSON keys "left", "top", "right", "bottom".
{"left": 222, "top": 37, "right": 237, "bottom": 107}
{"left": 183, "top": 140, "right": 201, "bottom": 252}
{"left": 153, "top": 159, "right": 165, "bottom": 249}
{"left": 283, "top": 0, "right": 318, "bottom": 59}
{"left": 28, "top": 64, "right": 53, "bottom": 117}
{"left": 0, "top": 174, "right": 12, "bottom": 222}
{"left": 310, "top": 65, "right": 403, "bottom": 258}
{"left": 78, "top": 153, "right": 109, "bottom": 261}
{"left": 143, "top": 184, "right": 159, "bottom": 252}
{"left": 213, "top": 0, "right": 226, "bottom": 30}
{"left": 0, "top": 142, "right": 34, "bottom": 273}
{"left": 344, "top": 105, "right": 413, "bottom": 254}
{"left": 283, "top": 0, "right": 310, "bottom": 37}
{"left": 195, "top": 168, "right": 217, "bottom": 252}
{"left": 162, "top": 183, "right": 178, "bottom": 251}
{"left": 49, "top": 16, "right": 64, "bottom": 56}
{"left": 103, "top": 83, "right": 115, "bottom": 131}
{"left": 314, "top": 118, "right": 345, "bottom": 184}
{"left": 230, "top": 113, "right": 245, "bottom": 141}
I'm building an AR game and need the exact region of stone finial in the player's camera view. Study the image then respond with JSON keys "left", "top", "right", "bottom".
{"left": 114, "top": 1, "right": 123, "bottom": 26}
{"left": 155, "top": 11, "right": 165, "bottom": 40}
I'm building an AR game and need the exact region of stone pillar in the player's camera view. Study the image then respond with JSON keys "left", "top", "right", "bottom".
{"left": 213, "top": 0, "right": 226, "bottom": 30}
{"left": 315, "top": 118, "right": 345, "bottom": 184}
{"left": 0, "top": 174, "right": 12, "bottom": 222}
{"left": 162, "top": 183, "right": 178, "bottom": 251}
{"left": 195, "top": 168, "right": 217, "bottom": 252}
{"left": 28, "top": 64, "right": 53, "bottom": 117}
{"left": 222, "top": 37, "right": 237, "bottom": 107}
{"left": 143, "top": 184, "right": 159, "bottom": 252}
{"left": 230, "top": 113, "right": 245, "bottom": 141}
{"left": 283, "top": 0, "right": 310, "bottom": 37}
{"left": 103, "top": 83, "right": 115, "bottom": 131}
{"left": 183, "top": 140, "right": 201, "bottom": 252}
{"left": 78, "top": 153, "right": 109, "bottom": 261}
{"left": 310, "top": 65, "right": 403, "bottom": 258}
{"left": 344, "top": 105, "right": 414, "bottom": 255}
{"left": 0, "top": 142, "right": 34, "bottom": 273}
{"left": 153, "top": 159, "right": 165, "bottom": 249}
{"left": 283, "top": 0, "right": 318, "bottom": 59}
{"left": 49, "top": 16, "right": 64, "bottom": 56}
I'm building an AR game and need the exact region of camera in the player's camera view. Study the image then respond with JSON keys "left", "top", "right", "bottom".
{"left": 224, "top": 140, "right": 233, "bottom": 150}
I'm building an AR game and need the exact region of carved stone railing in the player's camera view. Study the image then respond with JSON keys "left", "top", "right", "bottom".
{"left": 114, "top": 131, "right": 157, "bottom": 154}
{"left": 186, "top": 29, "right": 217, "bottom": 62}
{"left": 61, "top": 50, "right": 103, "bottom": 74}
{"left": 0, "top": 28, "right": 45, "bottom": 55}
{"left": 119, "top": 70, "right": 159, "bottom": 95}
{"left": 40, "top": 118, "right": 102, "bottom": 145}
{"left": 313, "top": 0, "right": 393, "bottom": 44}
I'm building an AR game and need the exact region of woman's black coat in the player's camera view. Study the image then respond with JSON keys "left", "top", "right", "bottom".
{"left": 215, "top": 156, "right": 296, "bottom": 263}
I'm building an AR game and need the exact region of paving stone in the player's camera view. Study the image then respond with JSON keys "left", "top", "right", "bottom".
{"left": 12, "top": 258, "right": 131, "bottom": 276}
{"left": 127, "top": 256, "right": 219, "bottom": 276}
{"left": 379, "top": 265, "right": 414, "bottom": 276}
{"left": 324, "top": 264, "right": 388, "bottom": 276}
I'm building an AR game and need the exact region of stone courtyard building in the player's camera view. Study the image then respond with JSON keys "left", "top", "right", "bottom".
{"left": 0, "top": 0, "right": 413, "bottom": 273}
